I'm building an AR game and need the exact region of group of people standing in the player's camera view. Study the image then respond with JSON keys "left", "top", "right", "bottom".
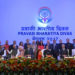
{"left": 0, "top": 38, "right": 75, "bottom": 60}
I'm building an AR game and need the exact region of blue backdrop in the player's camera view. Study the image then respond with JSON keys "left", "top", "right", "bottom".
{"left": 0, "top": 0, "right": 75, "bottom": 44}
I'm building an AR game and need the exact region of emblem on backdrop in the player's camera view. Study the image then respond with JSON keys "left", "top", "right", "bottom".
{"left": 38, "top": 7, "right": 52, "bottom": 23}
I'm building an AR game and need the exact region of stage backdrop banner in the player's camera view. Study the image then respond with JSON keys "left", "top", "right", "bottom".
{"left": 0, "top": 0, "right": 75, "bottom": 44}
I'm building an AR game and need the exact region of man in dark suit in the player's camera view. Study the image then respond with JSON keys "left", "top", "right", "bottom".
{"left": 65, "top": 38, "right": 72, "bottom": 56}
{"left": 60, "top": 44, "right": 68, "bottom": 59}
{"left": 72, "top": 39, "right": 75, "bottom": 49}
{"left": 24, "top": 39, "right": 30, "bottom": 50}
{"left": 52, "top": 39, "right": 59, "bottom": 59}
{"left": 11, "top": 44, "right": 17, "bottom": 58}
{"left": 9, "top": 41, "right": 18, "bottom": 51}
{"left": 58, "top": 39, "right": 63, "bottom": 50}
{"left": 45, "top": 40, "right": 52, "bottom": 50}
{"left": 24, "top": 44, "right": 34, "bottom": 59}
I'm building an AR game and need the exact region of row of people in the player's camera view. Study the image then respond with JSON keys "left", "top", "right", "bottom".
{"left": 0, "top": 38, "right": 75, "bottom": 59}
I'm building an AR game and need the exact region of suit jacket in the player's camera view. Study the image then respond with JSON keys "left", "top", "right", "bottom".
{"left": 24, "top": 43, "right": 30, "bottom": 49}
{"left": 52, "top": 44, "right": 59, "bottom": 51}
{"left": 60, "top": 49, "right": 68, "bottom": 58}
{"left": 51, "top": 44, "right": 59, "bottom": 58}
{"left": 24, "top": 48, "right": 34, "bottom": 57}
{"left": 60, "top": 49, "right": 68, "bottom": 56}
{"left": 72, "top": 43, "right": 75, "bottom": 49}
{"left": 58, "top": 43, "right": 64, "bottom": 50}
{"left": 0, "top": 49, "right": 4, "bottom": 55}
{"left": 9, "top": 44, "right": 18, "bottom": 51}
{"left": 65, "top": 43, "right": 72, "bottom": 56}
{"left": 11, "top": 48, "right": 17, "bottom": 56}
{"left": 45, "top": 44, "right": 52, "bottom": 49}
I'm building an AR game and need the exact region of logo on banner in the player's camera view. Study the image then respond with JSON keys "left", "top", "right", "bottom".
{"left": 38, "top": 7, "right": 52, "bottom": 23}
